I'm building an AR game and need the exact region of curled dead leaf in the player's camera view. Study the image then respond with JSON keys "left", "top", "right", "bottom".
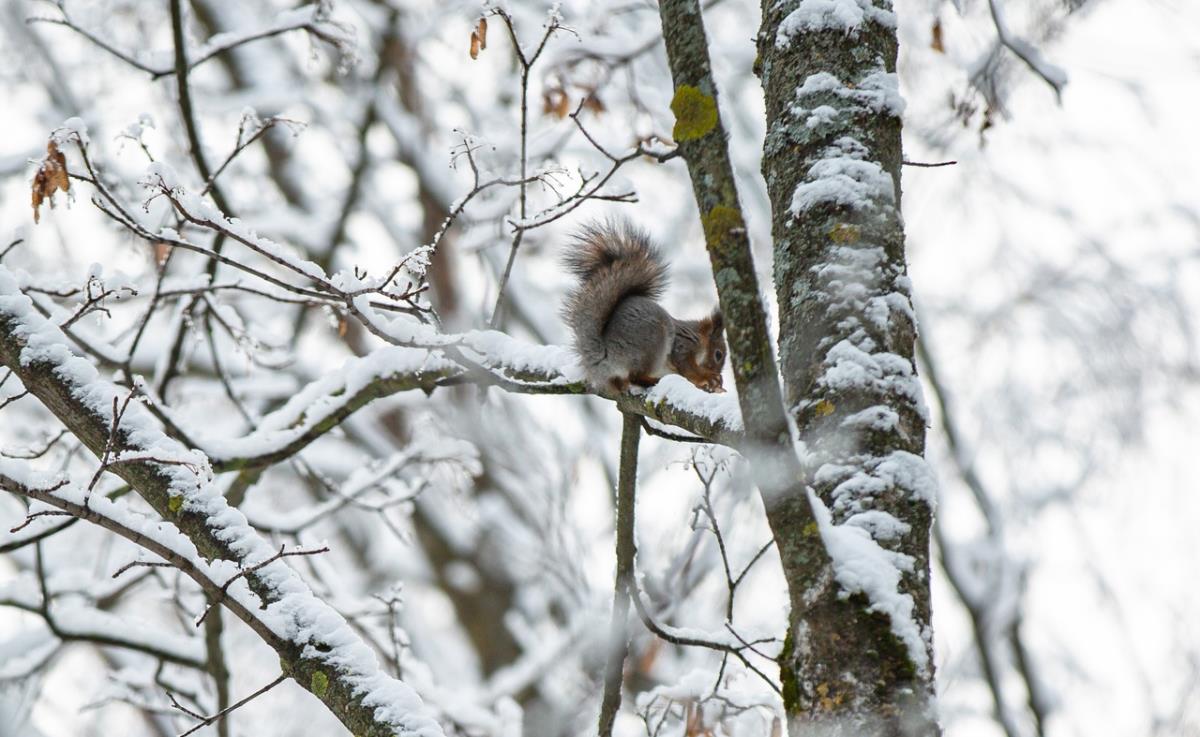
{"left": 542, "top": 87, "right": 570, "bottom": 119}
{"left": 31, "top": 140, "right": 70, "bottom": 224}
{"left": 931, "top": 19, "right": 945, "bottom": 53}
{"left": 153, "top": 241, "right": 172, "bottom": 266}
{"left": 683, "top": 701, "right": 712, "bottom": 737}
{"left": 470, "top": 17, "right": 487, "bottom": 59}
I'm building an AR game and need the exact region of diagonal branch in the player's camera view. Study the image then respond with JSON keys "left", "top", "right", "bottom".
{"left": 0, "top": 269, "right": 442, "bottom": 737}
{"left": 655, "top": 0, "right": 827, "bottom": 621}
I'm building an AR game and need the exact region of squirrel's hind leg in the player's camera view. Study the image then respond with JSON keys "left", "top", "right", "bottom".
{"left": 608, "top": 376, "right": 631, "bottom": 393}
{"left": 629, "top": 374, "right": 661, "bottom": 388}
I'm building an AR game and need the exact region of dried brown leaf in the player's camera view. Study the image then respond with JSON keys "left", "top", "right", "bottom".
{"left": 683, "top": 701, "right": 712, "bottom": 737}
{"left": 470, "top": 18, "right": 487, "bottom": 60}
{"left": 153, "top": 241, "right": 172, "bottom": 266}
{"left": 31, "top": 140, "right": 70, "bottom": 225}
{"left": 542, "top": 88, "right": 570, "bottom": 119}
{"left": 931, "top": 19, "right": 945, "bottom": 53}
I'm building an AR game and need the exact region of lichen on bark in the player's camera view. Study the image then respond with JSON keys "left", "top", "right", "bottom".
{"left": 759, "top": 0, "right": 940, "bottom": 734}
{"left": 670, "top": 85, "right": 719, "bottom": 141}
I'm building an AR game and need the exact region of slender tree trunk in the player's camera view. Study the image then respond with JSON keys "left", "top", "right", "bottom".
{"left": 758, "top": 1, "right": 938, "bottom": 734}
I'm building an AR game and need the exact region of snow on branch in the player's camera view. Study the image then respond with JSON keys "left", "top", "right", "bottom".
{"left": 986, "top": 0, "right": 1068, "bottom": 99}
{"left": 199, "top": 347, "right": 458, "bottom": 471}
{"left": 0, "top": 554, "right": 207, "bottom": 669}
{"left": 0, "top": 268, "right": 443, "bottom": 737}
{"left": 187, "top": 329, "right": 742, "bottom": 474}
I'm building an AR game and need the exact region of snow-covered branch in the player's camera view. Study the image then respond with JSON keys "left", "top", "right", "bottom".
{"left": 0, "top": 269, "right": 442, "bottom": 737}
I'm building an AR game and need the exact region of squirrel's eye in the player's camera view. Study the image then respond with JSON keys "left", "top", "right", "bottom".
{"left": 713, "top": 349, "right": 724, "bottom": 363}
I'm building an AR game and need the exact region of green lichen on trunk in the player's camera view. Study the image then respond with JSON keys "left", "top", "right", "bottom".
{"left": 656, "top": 0, "right": 802, "bottom": 459}
{"left": 670, "top": 85, "right": 718, "bottom": 140}
{"left": 656, "top": 7, "right": 833, "bottom": 641}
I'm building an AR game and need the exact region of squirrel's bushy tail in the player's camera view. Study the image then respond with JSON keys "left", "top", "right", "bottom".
{"left": 562, "top": 220, "right": 668, "bottom": 368}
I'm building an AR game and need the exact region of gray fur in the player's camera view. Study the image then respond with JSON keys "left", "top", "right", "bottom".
{"left": 562, "top": 221, "right": 675, "bottom": 389}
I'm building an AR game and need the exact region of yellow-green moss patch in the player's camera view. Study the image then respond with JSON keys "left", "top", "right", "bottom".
{"left": 311, "top": 670, "right": 329, "bottom": 697}
{"left": 670, "top": 85, "right": 718, "bottom": 141}
{"left": 701, "top": 205, "right": 744, "bottom": 248}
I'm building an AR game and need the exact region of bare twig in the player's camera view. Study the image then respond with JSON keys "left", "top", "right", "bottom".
{"left": 172, "top": 673, "right": 286, "bottom": 737}
{"left": 9, "top": 508, "right": 72, "bottom": 533}
{"left": 0, "top": 238, "right": 22, "bottom": 262}
{"left": 902, "top": 159, "right": 957, "bottom": 168}
{"left": 111, "top": 560, "right": 177, "bottom": 578}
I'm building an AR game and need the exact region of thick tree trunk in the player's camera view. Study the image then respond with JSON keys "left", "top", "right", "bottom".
{"left": 758, "top": 1, "right": 938, "bottom": 734}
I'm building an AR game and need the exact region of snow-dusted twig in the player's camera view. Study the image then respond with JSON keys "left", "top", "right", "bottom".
{"left": 171, "top": 673, "right": 287, "bottom": 737}
{"left": 986, "top": 0, "right": 1068, "bottom": 100}
{"left": 28, "top": 2, "right": 350, "bottom": 81}
{"left": 489, "top": 6, "right": 574, "bottom": 327}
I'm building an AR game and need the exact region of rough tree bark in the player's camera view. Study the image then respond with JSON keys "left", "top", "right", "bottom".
{"left": 759, "top": 1, "right": 938, "bottom": 734}
{"left": 659, "top": 0, "right": 938, "bottom": 733}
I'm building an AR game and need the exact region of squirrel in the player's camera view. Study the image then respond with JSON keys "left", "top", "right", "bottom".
{"left": 562, "top": 220, "right": 727, "bottom": 394}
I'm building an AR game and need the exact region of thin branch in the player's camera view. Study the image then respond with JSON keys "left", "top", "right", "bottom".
{"left": 174, "top": 674, "right": 285, "bottom": 737}
{"left": 598, "top": 412, "right": 641, "bottom": 737}
{"left": 0, "top": 239, "right": 23, "bottom": 262}
{"left": 902, "top": 159, "right": 957, "bottom": 168}
{"left": 28, "top": 16, "right": 163, "bottom": 75}
{"left": 986, "top": 0, "right": 1067, "bottom": 100}
{"left": 629, "top": 578, "right": 781, "bottom": 695}
{"left": 9, "top": 509, "right": 72, "bottom": 533}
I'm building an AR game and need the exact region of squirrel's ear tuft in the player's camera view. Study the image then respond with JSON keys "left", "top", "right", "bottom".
{"left": 709, "top": 308, "right": 724, "bottom": 333}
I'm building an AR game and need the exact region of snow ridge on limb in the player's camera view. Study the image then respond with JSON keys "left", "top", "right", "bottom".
{"left": 189, "top": 325, "right": 743, "bottom": 472}
{"left": 132, "top": 149, "right": 742, "bottom": 446}
{"left": 776, "top": 0, "right": 897, "bottom": 48}
{"left": 0, "top": 266, "right": 442, "bottom": 737}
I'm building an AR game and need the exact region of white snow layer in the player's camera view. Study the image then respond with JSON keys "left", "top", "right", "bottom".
{"left": 776, "top": 0, "right": 897, "bottom": 47}
{"left": 0, "top": 265, "right": 444, "bottom": 737}
{"left": 807, "top": 489, "right": 930, "bottom": 675}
